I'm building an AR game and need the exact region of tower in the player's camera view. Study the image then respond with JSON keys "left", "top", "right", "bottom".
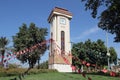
{"left": 48, "top": 7, "right": 72, "bottom": 72}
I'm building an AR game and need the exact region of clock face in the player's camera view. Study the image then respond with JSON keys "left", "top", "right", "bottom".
{"left": 60, "top": 18, "right": 66, "bottom": 25}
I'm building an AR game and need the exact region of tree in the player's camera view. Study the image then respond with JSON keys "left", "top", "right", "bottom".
{"left": 0, "top": 37, "right": 9, "bottom": 67}
{"left": 72, "top": 42, "right": 85, "bottom": 69}
{"left": 81, "top": 0, "right": 120, "bottom": 42}
{"left": 72, "top": 39, "right": 117, "bottom": 71}
{"left": 13, "top": 23, "right": 48, "bottom": 68}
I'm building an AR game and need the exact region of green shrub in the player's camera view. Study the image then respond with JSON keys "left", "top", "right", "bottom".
{"left": 0, "top": 68, "right": 58, "bottom": 77}
{"left": 0, "top": 68, "right": 26, "bottom": 77}
{"left": 8, "top": 63, "right": 21, "bottom": 69}
{"left": 28, "top": 69, "right": 58, "bottom": 75}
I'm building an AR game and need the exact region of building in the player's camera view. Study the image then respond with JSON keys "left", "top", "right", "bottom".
{"left": 48, "top": 7, "right": 72, "bottom": 72}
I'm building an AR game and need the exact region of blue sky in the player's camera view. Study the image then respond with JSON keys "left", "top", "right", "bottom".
{"left": 0, "top": 0, "right": 119, "bottom": 67}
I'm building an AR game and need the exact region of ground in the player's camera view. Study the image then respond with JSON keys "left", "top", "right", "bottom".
{"left": 0, "top": 72, "right": 120, "bottom": 80}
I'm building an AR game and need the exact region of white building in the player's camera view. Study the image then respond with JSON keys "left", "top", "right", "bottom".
{"left": 48, "top": 7, "right": 72, "bottom": 72}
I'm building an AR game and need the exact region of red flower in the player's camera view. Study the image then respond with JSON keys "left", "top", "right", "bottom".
{"left": 82, "top": 61, "right": 86, "bottom": 64}
{"left": 86, "top": 63, "right": 90, "bottom": 66}
{"left": 101, "top": 69, "right": 108, "bottom": 73}
{"left": 71, "top": 66, "right": 76, "bottom": 70}
{"left": 110, "top": 71, "right": 116, "bottom": 77}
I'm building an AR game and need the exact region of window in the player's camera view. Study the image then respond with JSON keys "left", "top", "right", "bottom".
{"left": 61, "top": 31, "right": 65, "bottom": 55}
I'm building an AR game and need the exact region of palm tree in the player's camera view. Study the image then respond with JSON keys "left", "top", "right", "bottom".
{"left": 0, "top": 37, "right": 9, "bottom": 67}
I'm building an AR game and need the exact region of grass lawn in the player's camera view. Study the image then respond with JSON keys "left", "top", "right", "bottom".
{"left": 0, "top": 72, "right": 120, "bottom": 80}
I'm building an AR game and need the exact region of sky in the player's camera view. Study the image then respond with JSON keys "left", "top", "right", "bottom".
{"left": 0, "top": 0, "right": 119, "bottom": 67}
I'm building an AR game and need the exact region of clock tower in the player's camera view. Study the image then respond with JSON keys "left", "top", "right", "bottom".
{"left": 48, "top": 7, "right": 72, "bottom": 72}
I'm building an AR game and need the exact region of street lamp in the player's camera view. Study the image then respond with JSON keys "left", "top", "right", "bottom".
{"left": 107, "top": 51, "right": 110, "bottom": 70}
{"left": 106, "top": 29, "right": 110, "bottom": 70}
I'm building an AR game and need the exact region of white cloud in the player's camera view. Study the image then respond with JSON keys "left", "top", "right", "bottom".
{"left": 75, "top": 26, "right": 100, "bottom": 40}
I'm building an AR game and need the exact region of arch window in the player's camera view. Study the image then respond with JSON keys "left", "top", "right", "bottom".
{"left": 61, "top": 31, "right": 65, "bottom": 54}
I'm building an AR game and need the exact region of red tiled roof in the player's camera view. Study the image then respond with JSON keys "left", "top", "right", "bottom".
{"left": 53, "top": 7, "right": 72, "bottom": 16}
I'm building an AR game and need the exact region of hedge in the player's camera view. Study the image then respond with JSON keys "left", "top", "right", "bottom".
{"left": 0, "top": 68, "right": 58, "bottom": 77}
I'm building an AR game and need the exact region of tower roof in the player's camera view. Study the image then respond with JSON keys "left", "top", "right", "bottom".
{"left": 48, "top": 7, "right": 72, "bottom": 23}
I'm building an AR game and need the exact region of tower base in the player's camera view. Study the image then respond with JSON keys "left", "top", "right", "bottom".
{"left": 49, "top": 64, "right": 72, "bottom": 72}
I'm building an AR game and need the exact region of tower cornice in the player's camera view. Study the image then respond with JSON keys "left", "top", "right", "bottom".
{"left": 48, "top": 7, "right": 72, "bottom": 23}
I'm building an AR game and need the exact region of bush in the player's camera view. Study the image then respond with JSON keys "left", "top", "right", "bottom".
{"left": 0, "top": 68, "right": 58, "bottom": 77}
{"left": 0, "top": 68, "right": 26, "bottom": 77}
{"left": 28, "top": 69, "right": 58, "bottom": 75}
{"left": 8, "top": 63, "right": 21, "bottom": 69}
